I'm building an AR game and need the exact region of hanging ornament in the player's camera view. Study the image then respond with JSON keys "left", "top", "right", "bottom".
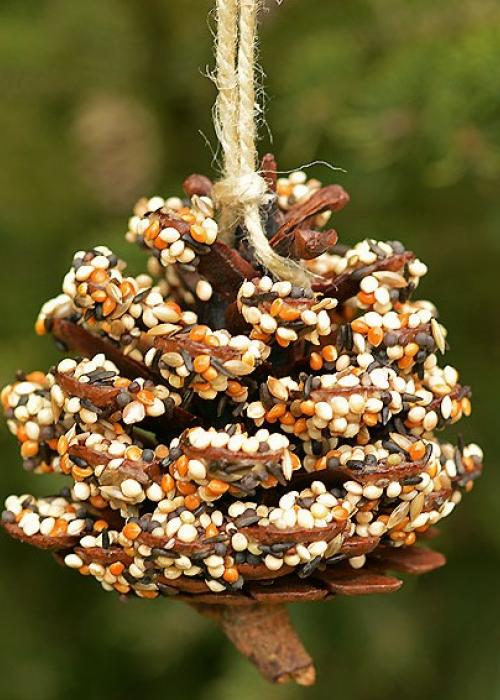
{"left": 1, "top": 0, "right": 482, "bottom": 686}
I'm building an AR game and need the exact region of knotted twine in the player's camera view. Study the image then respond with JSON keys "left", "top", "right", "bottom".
{"left": 212, "top": 0, "right": 313, "bottom": 288}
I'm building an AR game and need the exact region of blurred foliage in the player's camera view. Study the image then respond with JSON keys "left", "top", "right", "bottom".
{"left": 0, "top": 1, "right": 499, "bottom": 699}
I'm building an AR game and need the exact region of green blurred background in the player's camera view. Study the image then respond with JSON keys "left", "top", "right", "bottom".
{"left": 0, "top": 1, "right": 499, "bottom": 698}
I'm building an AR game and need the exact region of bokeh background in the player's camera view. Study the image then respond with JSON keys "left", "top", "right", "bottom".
{"left": 0, "top": 1, "right": 499, "bottom": 698}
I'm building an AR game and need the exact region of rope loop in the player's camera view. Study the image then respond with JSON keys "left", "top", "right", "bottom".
{"left": 214, "top": 0, "right": 313, "bottom": 288}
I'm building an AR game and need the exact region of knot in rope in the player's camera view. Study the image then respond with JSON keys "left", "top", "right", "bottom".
{"left": 213, "top": 172, "right": 268, "bottom": 209}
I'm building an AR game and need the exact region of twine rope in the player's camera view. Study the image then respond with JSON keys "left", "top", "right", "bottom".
{"left": 213, "top": 0, "right": 312, "bottom": 287}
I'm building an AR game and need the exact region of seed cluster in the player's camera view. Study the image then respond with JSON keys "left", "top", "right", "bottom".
{"left": 2, "top": 372, "right": 70, "bottom": 474}
{"left": 246, "top": 356, "right": 468, "bottom": 452}
{"left": 126, "top": 193, "right": 218, "bottom": 270}
{"left": 145, "top": 326, "right": 270, "bottom": 401}
{"left": 276, "top": 171, "right": 328, "bottom": 224}
{"left": 2, "top": 494, "right": 103, "bottom": 541}
{"left": 61, "top": 431, "right": 164, "bottom": 511}
{"left": 238, "top": 277, "right": 336, "bottom": 346}
{"left": 36, "top": 247, "right": 198, "bottom": 351}
{"left": 308, "top": 239, "right": 428, "bottom": 317}
{"left": 1, "top": 168, "right": 482, "bottom": 605}
{"left": 52, "top": 355, "right": 179, "bottom": 426}
{"left": 171, "top": 425, "right": 299, "bottom": 500}
{"left": 308, "top": 238, "right": 425, "bottom": 281}
{"left": 311, "top": 301, "right": 443, "bottom": 376}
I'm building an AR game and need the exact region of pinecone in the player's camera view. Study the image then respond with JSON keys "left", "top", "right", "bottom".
{"left": 1, "top": 155, "right": 483, "bottom": 685}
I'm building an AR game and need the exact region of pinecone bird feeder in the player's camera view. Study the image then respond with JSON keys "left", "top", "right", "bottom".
{"left": 1, "top": 0, "right": 483, "bottom": 686}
